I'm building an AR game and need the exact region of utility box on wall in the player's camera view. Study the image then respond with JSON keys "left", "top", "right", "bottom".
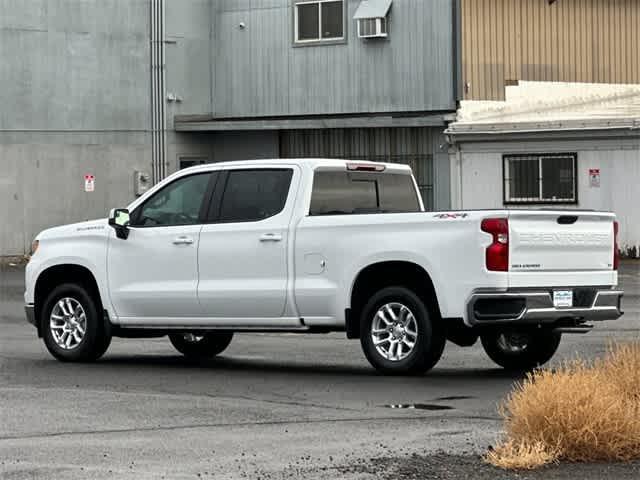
{"left": 134, "top": 170, "right": 151, "bottom": 196}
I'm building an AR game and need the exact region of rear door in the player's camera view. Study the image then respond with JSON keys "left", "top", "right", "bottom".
{"left": 508, "top": 210, "right": 616, "bottom": 287}
{"left": 197, "top": 166, "right": 299, "bottom": 323}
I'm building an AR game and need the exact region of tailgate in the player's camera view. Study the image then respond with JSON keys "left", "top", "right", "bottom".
{"left": 508, "top": 211, "right": 616, "bottom": 285}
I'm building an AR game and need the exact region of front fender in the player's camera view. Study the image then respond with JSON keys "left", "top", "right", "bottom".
{"left": 25, "top": 240, "right": 110, "bottom": 317}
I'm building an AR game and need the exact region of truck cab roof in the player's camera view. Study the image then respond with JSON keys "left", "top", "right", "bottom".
{"left": 177, "top": 158, "right": 413, "bottom": 176}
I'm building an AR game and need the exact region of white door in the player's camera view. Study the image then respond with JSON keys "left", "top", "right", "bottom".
{"left": 197, "top": 167, "right": 298, "bottom": 321}
{"left": 108, "top": 172, "right": 213, "bottom": 321}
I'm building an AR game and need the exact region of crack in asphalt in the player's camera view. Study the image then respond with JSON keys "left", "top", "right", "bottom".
{"left": 0, "top": 384, "right": 359, "bottom": 413}
{"left": 201, "top": 392, "right": 361, "bottom": 412}
{"left": 0, "top": 415, "right": 500, "bottom": 442}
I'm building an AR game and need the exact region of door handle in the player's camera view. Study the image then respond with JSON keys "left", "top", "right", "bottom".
{"left": 173, "top": 236, "right": 194, "bottom": 245}
{"left": 259, "top": 233, "right": 282, "bottom": 242}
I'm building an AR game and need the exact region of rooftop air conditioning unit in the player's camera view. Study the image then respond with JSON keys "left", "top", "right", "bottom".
{"left": 357, "top": 17, "right": 388, "bottom": 39}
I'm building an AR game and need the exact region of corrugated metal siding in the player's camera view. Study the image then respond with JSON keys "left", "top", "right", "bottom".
{"left": 279, "top": 127, "right": 436, "bottom": 210}
{"left": 214, "top": 0, "right": 455, "bottom": 117}
{"left": 462, "top": 0, "right": 640, "bottom": 100}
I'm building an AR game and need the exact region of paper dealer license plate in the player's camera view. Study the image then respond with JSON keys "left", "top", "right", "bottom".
{"left": 553, "top": 290, "right": 573, "bottom": 308}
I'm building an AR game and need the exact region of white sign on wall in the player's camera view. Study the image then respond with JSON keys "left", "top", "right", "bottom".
{"left": 589, "top": 169, "right": 600, "bottom": 188}
{"left": 84, "top": 174, "right": 95, "bottom": 192}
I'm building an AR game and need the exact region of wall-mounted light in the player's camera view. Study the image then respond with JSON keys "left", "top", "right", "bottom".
{"left": 239, "top": 22, "right": 246, "bottom": 29}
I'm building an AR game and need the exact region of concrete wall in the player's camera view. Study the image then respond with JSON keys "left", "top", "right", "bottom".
{"left": 0, "top": 136, "right": 151, "bottom": 255}
{"left": 213, "top": 0, "right": 456, "bottom": 117}
{"left": 0, "top": 0, "right": 151, "bottom": 255}
{"left": 454, "top": 137, "right": 640, "bottom": 255}
{"left": 0, "top": 0, "right": 150, "bottom": 130}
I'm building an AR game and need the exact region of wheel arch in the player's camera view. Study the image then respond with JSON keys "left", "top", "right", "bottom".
{"left": 346, "top": 261, "right": 442, "bottom": 339}
{"left": 34, "top": 264, "right": 104, "bottom": 337}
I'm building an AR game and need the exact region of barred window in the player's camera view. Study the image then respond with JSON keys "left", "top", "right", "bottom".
{"left": 503, "top": 154, "right": 577, "bottom": 204}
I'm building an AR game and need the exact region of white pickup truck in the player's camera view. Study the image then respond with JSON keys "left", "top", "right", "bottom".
{"left": 25, "top": 159, "right": 623, "bottom": 374}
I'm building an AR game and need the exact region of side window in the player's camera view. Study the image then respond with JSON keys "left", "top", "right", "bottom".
{"left": 132, "top": 173, "right": 212, "bottom": 227}
{"left": 217, "top": 169, "right": 293, "bottom": 223}
{"left": 294, "top": 0, "right": 345, "bottom": 44}
{"left": 309, "top": 171, "right": 421, "bottom": 216}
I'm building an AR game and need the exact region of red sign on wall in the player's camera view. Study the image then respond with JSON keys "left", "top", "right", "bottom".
{"left": 84, "top": 174, "right": 95, "bottom": 192}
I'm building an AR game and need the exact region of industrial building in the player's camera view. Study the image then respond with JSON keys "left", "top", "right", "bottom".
{"left": 450, "top": 0, "right": 640, "bottom": 255}
{"left": 0, "top": 0, "right": 459, "bottom": 255}
{"left": 1, "top": 0, "right": 639, "bottom": 256}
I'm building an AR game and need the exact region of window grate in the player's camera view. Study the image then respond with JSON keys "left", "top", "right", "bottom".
{"left": 503, "top": 153, "right": 577, "bottom": 205}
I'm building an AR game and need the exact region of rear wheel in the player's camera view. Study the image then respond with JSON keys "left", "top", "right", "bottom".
{"left": 169, "top": 332, "right": 233, "bottom": 359}
{"left": 41, "top": 283, "right": 111, "bottom": 362}
{"left": 360, "top": 286, "right": 445, "bottom": 375}
{"left": 480, "top": 329, "right": 562, "bottom": 371}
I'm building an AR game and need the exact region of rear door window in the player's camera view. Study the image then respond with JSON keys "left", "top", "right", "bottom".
{"left": 214, "top": 169, "right": 294, "bottom": 223}
{"left": 309, "top": 171, "right": 420, "bottom": 216}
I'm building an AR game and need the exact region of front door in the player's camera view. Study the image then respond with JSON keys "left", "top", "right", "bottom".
{"left": 107, "top": 172, "right": 214, "bottom": 322}
{"left": 197, "top": 167, "right": 298, "bottom": 322}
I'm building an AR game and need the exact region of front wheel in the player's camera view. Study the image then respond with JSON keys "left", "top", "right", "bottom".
{"left": 41, "top": 283, "right": 111, "bottom": 362}
{"left": 480, "top": 329, "right": 562, "bottom": 371}
{"left": 169, "top": 332, "right": 233, "bottom": 360}
{"left": 360, "top": 286, "right": 445, "bottom": 375}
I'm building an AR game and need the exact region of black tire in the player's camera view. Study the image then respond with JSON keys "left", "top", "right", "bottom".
{"left": 41, "top": 283, "right": 111, "bottom": 362}
{"left": 360, "top": 286, "right": 445, "bottom": 375}
{"left": 424, "top": 322, "right": 447, "bottom": 372}
{"left": 480, "top": 329, "right": 562, "bottom": 371}
{"left": 169, "top": 332, "right": 233, "bottom": 359}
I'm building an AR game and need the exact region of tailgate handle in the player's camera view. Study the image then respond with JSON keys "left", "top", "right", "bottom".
{"left": 557, "top": 215, "right": 578, "bottom": 225}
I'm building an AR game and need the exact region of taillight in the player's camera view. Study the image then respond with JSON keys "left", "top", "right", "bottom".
{"left": 613, "top": 221, "right": 620, "bottom": 270}
{"left": 481, "top": 218, "right": 509, "bottom": 272}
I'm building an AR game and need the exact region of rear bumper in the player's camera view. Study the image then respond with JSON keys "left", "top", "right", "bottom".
{"left": 466, "top": 287, "right": 623, "bottom": 327}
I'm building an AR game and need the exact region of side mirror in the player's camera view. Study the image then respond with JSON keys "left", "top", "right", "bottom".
{"left": 108, "top": 208, "right": 130, "bottom": 240}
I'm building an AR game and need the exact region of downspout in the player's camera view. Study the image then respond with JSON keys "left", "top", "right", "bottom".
{"left": 150, "top": 0, "right": 167, "bottom": 184}
{"left": 150, "top": 0, "right": 156, "bottom": 183}
{"left": 456, "top": 144, "right": 463, "bottom": 209}
{"left": 160, "top": 0, "right": 167, "bottom": 180}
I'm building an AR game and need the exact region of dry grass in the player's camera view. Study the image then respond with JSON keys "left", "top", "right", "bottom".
{"left": 486, "top": 342, "right": 640, "bottom": 470}
{"left": 486, "top": 440, "right": 559, "bottom": 470}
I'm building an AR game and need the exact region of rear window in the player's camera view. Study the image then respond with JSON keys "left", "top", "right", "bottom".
{"left": 309, "top": 171, "right": 421, "bottom": 216}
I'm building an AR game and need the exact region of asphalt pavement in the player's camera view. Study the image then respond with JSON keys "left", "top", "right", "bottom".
{"left": 1, "top": 262, "right": 639, "bottom": 479}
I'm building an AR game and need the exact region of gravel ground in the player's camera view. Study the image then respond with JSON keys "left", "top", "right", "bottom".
{"left": 333, "top": 454, "right": 640, "bottom": 480}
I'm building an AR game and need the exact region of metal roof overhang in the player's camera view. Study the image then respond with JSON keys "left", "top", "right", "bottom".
{"left": 353, "top": 0, "right": 393, "bottom": 19}
{"left": 175, "top": 112, "right": 453, "bottom": 132}
{"left": 445, "top": 118, "right": 640, "bottom": 143}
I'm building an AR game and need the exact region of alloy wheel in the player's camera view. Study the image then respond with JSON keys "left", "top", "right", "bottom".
{"left": 49, "top": 297, "right": 87, "bottom": 350}
{"left": 370, "top": 302, "right": 419, "bottom": 361}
